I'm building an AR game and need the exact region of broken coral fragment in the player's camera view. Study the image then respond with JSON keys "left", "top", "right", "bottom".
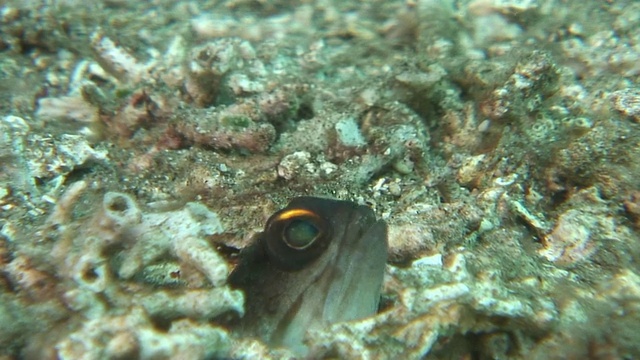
{"left": 180, "top": 75, "right": 307, "bottom": 153}
{"left": 34, "top": 191, "right": 245, "bottom": 358}
{"left": 334, "top": 117, "right": 366, "bottom": 147}
{"left": 95, "top": 193, "right": 228, "bottom": 286}
{"left": 185, "top": 38, "right": 262, "bottom": 106}
{"left": 277, "top": 151, "right": 312, "bottom": 180}
{"left": 20, "top": 134, "right": 108, "bottom": 196}
{"left": 55, "top": 307, "right": 231, "bottom": 360}
{"left": 611, "top": 88, "right": 640, "bottom": 123}
{"left": 36, "top": 96, "right": 99, "bottom": 124}
{"left": 0, "top": 115, "right": 29, "bottom": 160}
{"left": 538, "top": 209, "right": 596, "bottom": 266}
{"left": 538, "top": 188, "right": 617, "bottom": 266}
{"left": 90, "top": 30, "right": 147, "bottom": 82}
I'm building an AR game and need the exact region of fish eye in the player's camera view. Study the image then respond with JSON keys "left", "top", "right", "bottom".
{"left": 263, "top": 207, "right": 330, "bottom": 271}
{"left": 283, "top": 218, "right": 320, "bottom": 249}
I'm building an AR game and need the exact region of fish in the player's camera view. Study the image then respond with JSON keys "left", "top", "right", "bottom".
{"left": 228, "top": 196, "right": 388, "bottom": 355}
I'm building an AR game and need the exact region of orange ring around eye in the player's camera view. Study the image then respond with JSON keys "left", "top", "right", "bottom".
{"left": 273, "top": 209, "right": 318, "bottom": 222}
{"left": 263, "top": 205, "right": 331, "bottom": 271}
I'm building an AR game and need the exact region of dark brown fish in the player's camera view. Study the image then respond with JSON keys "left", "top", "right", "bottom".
{"left": 229, "top": 197, "right": 388, "bottom": 355}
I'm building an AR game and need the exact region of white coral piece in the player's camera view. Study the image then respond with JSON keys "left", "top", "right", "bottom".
{"left": 53, "top": 191, "right": 242, "bottom": 325}
{"left": 55, "top": 307, "right": 231, "bottom": 360}
{"left": 102, "top": 195, "right": 228, "bottom": 286}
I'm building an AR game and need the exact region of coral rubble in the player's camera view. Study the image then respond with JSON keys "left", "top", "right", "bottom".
{"left": 1, "top": 0, "right": 640, "bottom": 358}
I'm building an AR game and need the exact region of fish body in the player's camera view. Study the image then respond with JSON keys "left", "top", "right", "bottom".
{"left": 229, "top": 197, "right": 388, "bottom": 354}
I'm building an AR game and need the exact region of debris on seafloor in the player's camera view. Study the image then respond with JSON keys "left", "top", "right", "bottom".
{"left": 1, "top": 0, "right": 640, "bottom": 359}
{"left": 2, "top": 186, "right": 244, "bottom": 359}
